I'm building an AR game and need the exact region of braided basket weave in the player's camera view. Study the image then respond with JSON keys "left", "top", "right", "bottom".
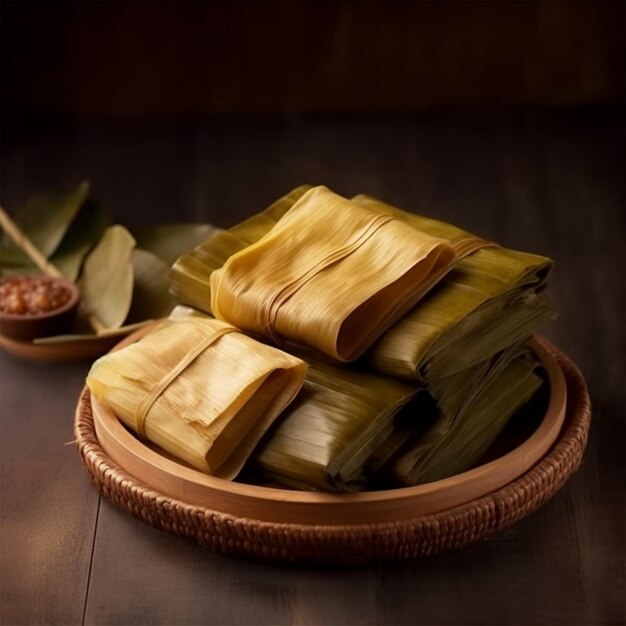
{"left": 74, "top": 338, "right": 590, "bottom": 564}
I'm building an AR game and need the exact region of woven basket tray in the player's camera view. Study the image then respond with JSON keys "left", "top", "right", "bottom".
{"left": 74, "top": 337, "right": 590, "bottom": 564}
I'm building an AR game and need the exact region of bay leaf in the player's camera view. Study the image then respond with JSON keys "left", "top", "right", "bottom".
{"left": 10, "top": 180, "right": 90, "bottom": 259}
{"left": 78, "top": 225, "right": 136, "bottom": 329}
{"left": 51, "top": 200, "right": 110, "bottom": 281}
{"left": 136, "top": 223, "right": 220, "bottom": 266}
{"left": 126, "top": 248, "right": 176, "bottom": 323}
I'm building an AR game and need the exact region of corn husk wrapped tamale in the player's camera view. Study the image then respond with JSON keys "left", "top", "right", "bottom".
{"left": 365, "top": 341, "right": 526, "bottom": 475}
{"left": 170, "top": 184, "right": 488, "bottom": 313}
{"left": 382, "top": 351, "right": 543, "bottom": 486}
{"left": 210, "top": 186, "right": 458, "bottom": 361}
{"left": 169, "top": 185, "right": 313, "bottom": 312}
{"left": 170, "top": 187, "right": 553, "bottom": 378}
{"left": 86, "top": 317, "right": 306, "bottom": 478}
{"left": 253, "top": 358, "right": 422, "bottom": 491}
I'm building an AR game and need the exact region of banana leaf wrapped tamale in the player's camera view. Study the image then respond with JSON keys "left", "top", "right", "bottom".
{"left": 353, "top": 195, "right": 554, "bottom": 380}
{"left": 86, "top": 317, "right": 306, "bottom": 478}
{"left": 253, "top": 358, "right": 423, "bottom": 491}
{"left": 210, "top": 186, "right": 458, "bottom": 361}
{"left": 387, "top": 351, "right": 544, "bottom": 485}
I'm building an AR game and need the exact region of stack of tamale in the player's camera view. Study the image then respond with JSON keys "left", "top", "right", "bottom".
{"left": 88, "top": 184, "right": 555, "bottom": 491}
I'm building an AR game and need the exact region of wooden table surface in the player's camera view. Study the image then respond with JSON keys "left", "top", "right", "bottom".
{"left": 1, "top": 106, "right": 624, "bottom": 625}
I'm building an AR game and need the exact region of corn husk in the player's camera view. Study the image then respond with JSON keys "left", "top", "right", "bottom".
{"left": 210, "top": 186, "right": 458, "bottom": 361}
{"left": 86, "top": 317, "right": 306, "bottom": 478}
{"left": 170, "top": 184, "right": 489, "bottom": 314}
{"left": 386, "top": 351, "right": 543, "bottom": 485}
{"left": 169, "top": 185, "right": 312, "bottom": 312}
{"left": 253, "top": 358, "right": 422, "bottom": 491}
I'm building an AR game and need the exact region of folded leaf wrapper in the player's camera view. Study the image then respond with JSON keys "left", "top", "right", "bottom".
{"left": 388, "top": 352, "right": 543, "bottom": 485}
{"left": 209, "top": 186, "right": 458, "bottom": 361}
{"left": 355, "top": 196, "right": 554, "bottom": 380}
{"left": 254, "top": 358, "right": 422, "bottom": 491}
{"left": 86, "top": 317, "right": 307, "bottom": 478}
{"left": 170, "top": 186, "right": 552, "bottom": 378}
{"left": 169, "top": 186, "right": 312, "bottom": 313}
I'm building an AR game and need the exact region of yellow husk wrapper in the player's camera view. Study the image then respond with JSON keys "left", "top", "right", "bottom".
{"left": 86, "top": 317, "right": 306, "bottom": 478}
{"left": 210, "top": 186, "right": 458, "bottom": 361}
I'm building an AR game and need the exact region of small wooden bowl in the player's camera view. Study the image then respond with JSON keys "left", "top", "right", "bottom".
{"left": 0, "top": 275, "right": 80, "bottom": 341}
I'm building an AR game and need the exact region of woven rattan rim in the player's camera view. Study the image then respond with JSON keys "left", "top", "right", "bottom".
{"left": 74, "top": 337, "right": 591, "bottom": 564}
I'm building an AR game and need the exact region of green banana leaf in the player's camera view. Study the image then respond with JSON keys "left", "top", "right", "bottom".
{"left": 254, "top": 358, "right": 422, "bottom": 491}
{"left": 1, "top": 181, "right": 90, "bottom": 262}
{"left": 33, "top": 321, "right": 153, "bottom": 344}
{"left": 1, "top": 181, "right": 94, "bottom": 275}
{"left": 389, "top": 352, "right": 543, "bottom": 485}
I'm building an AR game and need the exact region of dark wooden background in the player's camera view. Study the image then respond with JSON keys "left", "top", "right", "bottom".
{"left": 2, "top": 1, "right": 624, "bottom": 116}
{"left": 1, "top": 2, "right": 624, "bottom": 625}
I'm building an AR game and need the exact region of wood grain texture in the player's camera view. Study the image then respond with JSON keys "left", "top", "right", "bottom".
{"left": 0, "top": 355, "right": 100, "bottom": 625}
{"left": 0, "top": 106, "right": 623, "bottom": 624}
{"left": 1, "top": 3, "right": 624, "bottom": 114}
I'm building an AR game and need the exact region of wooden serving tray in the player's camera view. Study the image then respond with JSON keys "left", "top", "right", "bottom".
{"left": 75, "top": 335, "right": 591, "bottom": 562}
{"left": 88, "top": 334, "right": 566, "bottom": 526}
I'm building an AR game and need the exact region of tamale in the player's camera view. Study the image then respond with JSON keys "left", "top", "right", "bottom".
{"left": 169, "top": 185, "right": 312, "bottom": 313}
{"left": 170, "top": 187, "right": 553, "bottom": 378}
{"left": 352, "top": 195, "right": 554, "bottom": 380}
{"left": 364, "top": 342, "right": 525, "bottom": 476}
{"left": 170, "top": 184, "right": 488, "bottom": 314}
{"left": 169, "top": 306, "right": 423, "bottom": 491}
{"left": 86, "top": 317, "right": 306, "bottom": 478}
{"left": 253, "top": 358, "right": 423, "bottom": 491}
{"left": 389, "top": 352, "right": 543, "bottom": 485}
{"left": 210, "top": 186, "right": 458, "bottom": 361}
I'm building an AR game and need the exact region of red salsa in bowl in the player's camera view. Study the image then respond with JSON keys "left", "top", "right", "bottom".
{"left": 0, "top": 276, "right": 80, "bottom": 341}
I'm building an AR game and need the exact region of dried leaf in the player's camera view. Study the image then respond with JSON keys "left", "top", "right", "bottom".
{"left": 126, "top": 248, "right": 176, "bottom": 323}
{"left": 78, "top": 225, "right": 136, "bottom": 329}
{"left": 13, "top": 181, "right": 90, "bottom": 258}
{"left": 50, "top": 200, "right": 110, "bottom": 281}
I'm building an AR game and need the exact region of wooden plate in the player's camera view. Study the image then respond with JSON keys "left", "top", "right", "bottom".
{"left": 0, "top": 321, "right": 155, "bottom": 363}
{"left": 0, "top": 332, "right": 123, "bottom": 363}
{"left": 90, "top": 334, "right": 567, "bottom": 526}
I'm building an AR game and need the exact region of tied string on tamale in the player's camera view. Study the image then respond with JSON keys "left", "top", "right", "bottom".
{"left": 134, "top": 324, "right": 236, "bottom": 437}
{"left": 258, "top": 213, "right": 394, "bottom": 344}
